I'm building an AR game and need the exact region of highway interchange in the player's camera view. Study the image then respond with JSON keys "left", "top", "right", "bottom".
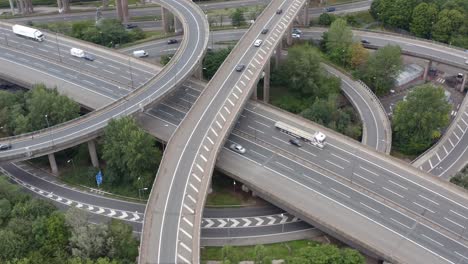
{"left": 1, "top": 0, "right": 468, "bottom": 263}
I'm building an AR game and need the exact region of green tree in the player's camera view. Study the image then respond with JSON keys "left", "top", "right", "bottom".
{"left": 298, "top": 244, "right": 342, "bottom": 264}
{"left": 341, "top": 248, "right": 365, "bottom": 264}
{"left": 107, "top": 220, "right": 138, "bottom": 263}
{"left": 349, "top": 42, "right": 369, "bottom": 69}
{"left": 393, "top": 84, "right": 451, "bottom": 154}
{"left": 230, "top": 8, "right": 245, "bottom": 27}
{"left": 286, "top": 256, "right": 310, "bottom": 264}
{"left": 102, "top": 117, "right": 161, "bottom": 187}
{"left": 450, "top": 166, "right": 468, "bottom": 189}
{"left": 358, "top": 45, "right": 403, "bottom": 95}
{"left": 254, "top": 244, "right": 266, "bottom": 263}
{"left": 325, "top": 18, "right": 353, "bottom": 66}
{"left": 432, "top": 9, "right": 464, "bottom": 43}
{"left": 0, "top": 230, "right": 26, "bottom": 261}
{"left": 318, "top": 13, "right": 336, "bottom": 26}
{"left": 410, "top": 3, "right": 438, "bottom": 38}
{"left": 0, "top": 198, "right": 11, "bottom": 225}
{"left": 203, "top": 47, "right": 233, "bottom": 79}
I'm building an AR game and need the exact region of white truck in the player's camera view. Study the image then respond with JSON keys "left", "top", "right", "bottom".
{"left": 70, "top": 47, "right": 85, "bottom": 58}
{"left": 12, "top": 24, "right": 44, "bottom": 41}
{"left": 275, "top": 121, "right": 327, "bottom": 149}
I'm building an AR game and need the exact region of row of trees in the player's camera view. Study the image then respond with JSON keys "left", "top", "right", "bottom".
{"left": 370, "top": 0, "right": 468, "bottom": 48}
{"left": 271, "top": 44, "right": 362, "bottom": 140}
{"left": 35, "top": 19, "right": 145, "bottom": 47}
{"left": 219, "top": 244, "right": 364, "bottom": 264}
{"left": 0, "top": 84, "right": 80, "bottom": 135}
{"left": 322, "top": 18, "right": 403, "bottom": 95}
{"left": 0, "top": 176, "right": 138, "bottom": 263}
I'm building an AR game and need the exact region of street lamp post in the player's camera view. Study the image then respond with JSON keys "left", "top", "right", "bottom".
{"left": 67, "top": 159, "right": 76, "bottom": 177}
{"left": 44, "top": 114, "right": 55, "bottom": 147}
{"left": 55, "top": 31, "right": 62, "bottom": 62}
{"left": 280, "top": 213, "right": 285, "bottom": 233}
{"left": 138, "top": 187, "right": 148, "bottom": 200}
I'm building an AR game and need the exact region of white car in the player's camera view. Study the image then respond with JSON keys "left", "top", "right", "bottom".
{"left": 254, "top": 39, "right": 262, "bottom": 47}
{"left": 292, "top": 33, "right": 301, "bottom": 39}
{"left": 230, "top": 143, "right": 246, "bottom": 154}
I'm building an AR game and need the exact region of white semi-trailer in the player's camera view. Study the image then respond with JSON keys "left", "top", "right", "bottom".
{"left": 12, "top": 25, "right": 44, "bottom": 41}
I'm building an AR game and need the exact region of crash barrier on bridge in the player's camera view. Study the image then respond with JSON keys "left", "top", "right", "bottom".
{"left": 0, "top": 0, "right": 209, "bottom": 163}
{"left": 0, "top": 21, "right": 157, "bottom": 89}
{"left": 412, "top": 91, "right": 468, "bottom": 172}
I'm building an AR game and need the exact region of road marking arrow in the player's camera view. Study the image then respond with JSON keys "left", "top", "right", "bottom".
{"left": 255, "top": 217, "right": 264, "bottom": 226}
{"left": 96, "top": 208, "right": 105, "bottom": 214}
{"left": 65, "top": 200, "right": 73, "bottom": 205}
{"left": 267, "top": 216, "right": 276, "bottom": 225}
{"left": 130, "top": 213, "right": 140, "bottom": 221}
{"left": 76, "top": 203, "right": 83, "bottom": 208}
{"left": 218, "top": 219, "right": 227, "bottom": 228}
{"left": 230, "top": 219, "right": 240, "bottom": 227}
{"left": 56, "top": 197, "right": 63, "bottom": 202}
{"left": 108, "top": 210, "right": 116, "bottom": 217}
{"left": 87, "top": 205, "right": 94, "bottom": 211}
{"left": 118, "top": 211, "right": 128, "bottom": 219}
{"left": 204, "top": 219, "right": 215, "bottom": 228}
{"left": 243, "top": 218, "right": 252, "bottom": 227}
{"left": 280, "top": 214, "right": 288, "bottom": 224}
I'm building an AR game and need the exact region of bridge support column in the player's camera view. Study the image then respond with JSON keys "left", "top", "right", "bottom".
{"left": 461, "top": 74, "right": 467, "bottom": 92}
{"left": 423, "top": 60, "right": 432, "bottom": 81}
{"left": 275, "top": 41, "right": 282, "bottom": 69}
{"left": 161, "top": 7, "right": 170, "bottom": 33}
{"left": 48, "top": 153, "right": 58, "bottom": 175}
{"left": 193, "top": 61, "right": 204, "bottom": 79}
{"left": 88, "top": 140, "right": 100, "bottom": 168}
{"left": 286, "top": 24, "right": 293, "bottom": 46}
{"left": 115, "top": 0, "right": 123, "bottom": 21}
{"left": 300, "top": 1, "right": 309, "bottom": 26}
{"left": 174, "top": 17, "right": 183, "bottom": 33}
{"left": 263, "top": 58, "right": 270, "bottom": 103}
{"left": 121, "top": 0, "right": 129, "bottom": 23}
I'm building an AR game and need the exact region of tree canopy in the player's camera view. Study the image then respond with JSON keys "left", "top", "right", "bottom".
{"left": 325, "top": 18, "right": 353, "bottom": 67}
{"left": 393, "top": 84, "right": 451, "bottom": 154}
{"left": 230, "top": 8, "right": 246, "bottom": 27}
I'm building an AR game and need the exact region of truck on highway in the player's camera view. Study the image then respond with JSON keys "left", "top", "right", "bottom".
{"left": 12, "top": 24, "right": 44, "bottom": 41}
{"left": 275, "top": 121, "right": 327, "bottom": 148}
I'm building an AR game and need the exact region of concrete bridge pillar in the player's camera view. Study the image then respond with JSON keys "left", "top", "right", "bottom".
{"left": 121, "top": 0, "right": 129, "bottom": 23}
{"left": 48, "top": 153, "right": 58, "bottom": 175}
{"left": 161, "top": 7, "right": 170, "bottom": 33}
{"left": 300, "top": 1, "right": 309, "bottom": 26}
{"left": 461, "top": 74, "right": 467, "bottom": 92}
{"left": 423, "top": 60, "right": 432, "bottom": 81}
{"left": 115, "top": 0, "right": 123, "bottom": 21}
{"left": 174, "top": 17, "right": 183, "bottom": 33}
{"left": 193, "top": 61, "right": 204, "bottom": 80}
{"left": 286, "top": 24, "right": 293, "bottom": 46}
{"left": 251, "top": 84, "right": 258, "bottom": 100}
{"left": 275, "top": 41, "right": 282, "bottom": 69}
{"left": 263, "top": 57, "right": 271, "bottom": 103}
{"left": 88, "top": 140, "right": 100, "bottom": 168}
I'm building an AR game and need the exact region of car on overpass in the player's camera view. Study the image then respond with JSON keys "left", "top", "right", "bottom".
{"left": 0, "top": 143, "right": 12, "bottom": 151}
{"left": 254, "top": 39, "right": 263, "bottom": 47}
{"left": 230, "top": 143, "right": 246, "bottom": 154}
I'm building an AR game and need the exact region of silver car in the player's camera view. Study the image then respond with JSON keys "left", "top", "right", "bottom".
{"left": 230, "top": 143, "right": 246, "bottom": 154}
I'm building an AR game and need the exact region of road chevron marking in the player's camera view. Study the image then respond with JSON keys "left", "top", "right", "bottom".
{"left": 255, "top": 217, "right": 264, "bottom": 226}
{"left": 267, "top": 216, "right": 276, "bottom": 225}
{"left": 243, "top": 218, "right": 252, "bottom": 227}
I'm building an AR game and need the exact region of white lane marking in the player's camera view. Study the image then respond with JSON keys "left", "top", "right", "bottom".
{"left": 353, "top": 173, "right": 374, "bottom": 184}
{"left": 453, "top": 131, "right": 460, "bottom": 140}
{"left": 457, "top": 124, "right": 464, "bottom": 133}
{"left": 180, "top": 242, "right": 192, "bottom": 253}
{"left": 227, "top": 98, "right": 234, "bottom": 106}
{"left": 275, "top": 161, "right": 294, "bottom": 171}
{"left": 248, "top": 125, "right": 264, "bottom": 134}
{"left": 83, "top": 80, "right": 95, "bottom": 86}
{"left": 449, "top": 138, "right": 454, "bottom": 147}
{"left": 189, "top": 183, "right": 198, "bottom": 193}
{"left": 196, "top": 164, "right": 204, "bottom": 173}
{"left": 360, "top": 166, "right": 379, "bottom": 176}
{"left": 299, "top": 147, "right": 317, "bottom": 157}
{"left": 240, "top": 80, "right": 246, "bottom": 86}
{"left": 210, "top": 127, "right": 218, "bottom": 137}
{"left": 418, "top": 194, "right": 439, "bottom": 205}
{"left": 455, "top": 251, "right": 468, "bottom": 261}
{"left": 302, "top": 174, "right": 322, "bottom": 185}
{"left": 360, "top": 202, "right": 380, "bottom": 214}
{"left": 253, "top": 58, "right": 260, "bottom": 64}
{"left": 107, "top": 64, "right": 121, "bottom": 70}
{"left": 461, "top": 118, "right": 468, "bottom": 126}
{"left": 199, "top": 154, "right": 207, "bottom": 162}
{"left": 223, "top": 106, "right": 231, "bottom": 114}
{"left": 443, "top": 145, "right": 448, "bottom": 155}
{"left": 86, "top": 63, "right": 98, "bottom": 69}
{"left": 192, "top": 173, "right": 201, "bottom": 182}
{"left": 388, "top": 180, "right": 408, "bottom": 190}
{"left": 331, "top": 153, "right": 350, "bottom": 163}
{"left": 215, "top": 120, "right": 222, "bottom": 129}
{"left": 183, "top": 203, "right": 194, "bottom": 214}
{"left": 326, "top": 160, "right": 344, "bottom": 170}
{"left": 203, "top": 145, "right": 210, "bottom": 152}
{"left": 435, "top": 152, "right": 441, "bottom": 161}
{"left": 331, "top": 188, "right": 351, "bottom": 199}
{"left": 257, "top": 53, "right": 264, "bottom": 60}
{"left": 272, "top": 136, "right": 289, "bottom": 144}
{"left": 183, "top": 217, "right": 193, "bottom": 227}
{"left": 235, "top": 85, "right": 242, "bottom": 93}
{"left": 219, "top": 113, "right": 226, "bottom": 122}
{"left": 232, "top": 92, "right": 239, "bottom": 99}
{"left": 178, "top": 254, "right": 190, "bottom": 264}
{"left": 450, "top": 210, "right": 468, "bottom": 220}
{"left": 254, "top": 120, "right": 270, "bottom": 128}
{"left": 251, "top": 149, "right": 267, "bottom": 158}
{"left": 244, "top": 75, "right": 251, "bottom": 81}
{"left": 207, "top": 137, "right": 214, "bottom": 145}
{"left": 443, "top": 217, "right": 464, "bottom": 229}
{"left": 421, "top": 234, "right": 444, "bottom": 247}
{"left": 390, "top": 218, "right": 412, "bottom": 229}
{"left": 413, "top": 202, "right": 435, "bottom": 214}
{"left": 103, "top": 69, "right": 116, "bottom": 75}
{"left": 382, "top": 187, "right": 404, "bottom": 198}
{"left": 247, "top": 69, "right": 253, "bottom": 75}
{"left": 428, "top": 159, "right": 433, "bottom": 169}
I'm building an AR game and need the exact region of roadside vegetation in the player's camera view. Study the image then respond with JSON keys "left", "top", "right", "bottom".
{"left": 201, "top": 241, "right": 365, "bottom": 264}
{"left": 392, "top": 84, "right": 451, "bottom": 155}
{"left": 203, "top": 47, "right": 233, "bottom": 79}
{"left": 33, "top": 19, "right": 145, "bottom": 47}
{"left": 450, "top": 166, "right": 468, "bottom": 189}
{"left": 0, "top": 176, "right": 138, "bottom": 263}
{"left": 0, "top": 83, "right": 80, "bottom": 135}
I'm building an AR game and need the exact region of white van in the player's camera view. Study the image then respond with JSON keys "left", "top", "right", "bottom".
{"left": 133, "top": 50, "right": 148, "bottom": 58}
{"left": 70, "top": 48, "right": 85, "bottom": 58}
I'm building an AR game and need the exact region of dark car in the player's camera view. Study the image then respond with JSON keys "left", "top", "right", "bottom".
{"left": 261, "top": 28, "right": 269, "bottom": 34}
{"left": 289, "top": 138, "right": 301, "bottom": 147}
{"left": 0, "top": 143, "right": 11, "bottom": 151}
{"left": 235, "top": 64, "right": 245, "bottom": 72}
{"left": 124, "top": 24, "right": 138, "bottom": 29}
{"left": 276, "top": 9, "right": 282, "bottom": 14}
{"left": 83, "top": 53, "right": 95, "bottom": 61}
{"left": 361, "top": 39, "right": 370, "bottom": 44}
{"left": 167, "top": 39, "right": 178, "bottom": 44}
{"left": 324, "top": 7, "right": 336, "bottom": 12}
